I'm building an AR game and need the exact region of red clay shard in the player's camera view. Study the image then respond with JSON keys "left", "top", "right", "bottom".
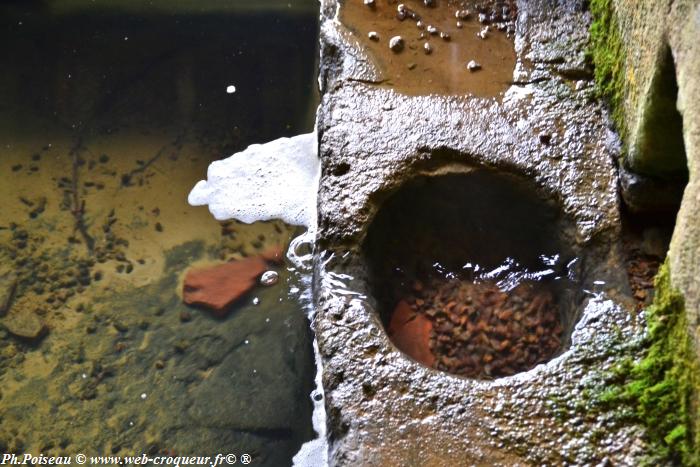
{"left": 260, "top": 244, "right": 285, "bottom": 264}
{"left": 387, "top": 300, "right": 435, "bottom": 367}
{"left": 183, "top": 257, "right": 267, "bottom": 316}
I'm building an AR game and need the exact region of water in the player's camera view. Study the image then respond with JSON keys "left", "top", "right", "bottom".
{"left": 363, "top": 171, "right": 583, "bottom": 378}
{"left": 0, "top": 3, "right": 320, "bottom": 465}
{"left": 186, "top": 124, "right": 325, "bottom": 466}
{"left": 339, "top": 0, "right": 516, "bottom": 96}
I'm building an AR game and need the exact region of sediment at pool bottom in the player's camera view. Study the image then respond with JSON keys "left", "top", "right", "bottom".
{"left": 388, "top": 276, "right": 564, "bottom": 379}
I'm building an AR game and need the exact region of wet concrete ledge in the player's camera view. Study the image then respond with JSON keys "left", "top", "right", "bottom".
{"left": 313, "top": 0, "right": 651, "bottom": 465}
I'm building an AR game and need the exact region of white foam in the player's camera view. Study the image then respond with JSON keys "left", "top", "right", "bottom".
{"left": 289, "top": 230, "right": 328, "bottom": 467}
{"left": 292, "top": 339, "right": 328, "bottom": 467}
{"left": 188, "top": 135, "right": 328, "bottom": 466}
{"left": 188, "top": 132, "right": 319, "bottom": 228}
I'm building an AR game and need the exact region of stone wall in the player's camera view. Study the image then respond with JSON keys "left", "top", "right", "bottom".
{"left": 314, "top": 0, "right": 660, "bottom": 464}
{"left": 667, "top": 0, "right": 700, "bottom": 367}
{"left": 593, "top": 0, "right": 690, "bottom": 214}
{"left": 593, "top": 0, "right": 700, "bottom": 461}
{"left": 600, "top": 0, "right": 700, "bottom": 370}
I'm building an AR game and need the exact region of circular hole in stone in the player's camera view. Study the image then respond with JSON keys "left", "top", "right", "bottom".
{"left": 363, "top": 171, "right": 581, "bottom": 379}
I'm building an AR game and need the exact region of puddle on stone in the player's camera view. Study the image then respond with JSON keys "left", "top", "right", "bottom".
{"left": 339, "top": 0, "right": 517, "bottom": 96}
{"left": 0, "top": 3, "right": 319, "bottom": 464}
{"left": 363, "top": 171, "right": 582, "bottom": 379}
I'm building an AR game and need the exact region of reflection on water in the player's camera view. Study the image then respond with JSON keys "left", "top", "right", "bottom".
{"left": 0, "top": 2, "right": 319, "bottom": 464}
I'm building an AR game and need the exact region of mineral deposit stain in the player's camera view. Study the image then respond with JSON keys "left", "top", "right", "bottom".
{"left": 340, "top": 0, "right": 517, "bottom": 96}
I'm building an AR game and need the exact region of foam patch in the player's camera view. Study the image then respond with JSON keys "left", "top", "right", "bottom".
{"left": 188, "top": 132, "right": 319, "bottom": 228}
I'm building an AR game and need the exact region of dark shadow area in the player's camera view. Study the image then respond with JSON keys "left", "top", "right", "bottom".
{"left": 0, "top": 4, "right": 319, "bottom": 157}
{"left": 621, "top": 45, "right": 688, "bottom": 216}
{"left": 633, "top": 45, "right": 687, "bottom": 177}
{"left": 363, "top": 171, "right": 583, "bottom": 379}
{"left": 620, "top": 46, "right": 688, "bottom": 312}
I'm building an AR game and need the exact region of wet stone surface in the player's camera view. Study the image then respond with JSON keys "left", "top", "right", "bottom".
{"left": 315, "top": 0, "right": 652, "bottom": 465}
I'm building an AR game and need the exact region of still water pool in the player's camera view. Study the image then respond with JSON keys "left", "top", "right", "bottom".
{"left": 0, "top": 2, "right": 319, "bottom": 465}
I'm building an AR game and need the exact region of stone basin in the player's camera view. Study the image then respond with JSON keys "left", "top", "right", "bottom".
{"left": 363, "top": 170, "right": 582, "bottom": 380}
{"left": 312, "top": 0, "right": 651, "bottom": 464}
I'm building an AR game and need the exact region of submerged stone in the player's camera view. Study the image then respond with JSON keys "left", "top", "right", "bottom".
{"left": 387, "top": 300, "right": 434, "bottom": 367}
{"left": 388, "top": 36, "right": 404, "bottom": 52}
{"left": 3, "top": 308, "right": 47, "bottom": 341}
{"left": 260, "top": 244, "right": 285, "bottom": 264}
{"left": 0, "top": 271, "right": 17, "bottom": 316}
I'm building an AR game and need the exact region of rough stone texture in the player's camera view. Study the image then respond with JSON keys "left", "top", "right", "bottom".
{"left": 612, "top": 0, "right": 685, "bottom": 175}
{"left": 314, "top": 0, "right": 652, "bottom": 464}
{"left": 668, "top": 0, "right": 700, "bottom": 365}
{"left": 618, "top": 163, "right": 686, "bottom": 214}
{"left": 610, "top": 0, "right": 700, "bottom": 364}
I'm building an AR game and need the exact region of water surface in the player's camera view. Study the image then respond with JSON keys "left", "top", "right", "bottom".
{"left": 0, "top": 3, "right": 319, "bottom": 464}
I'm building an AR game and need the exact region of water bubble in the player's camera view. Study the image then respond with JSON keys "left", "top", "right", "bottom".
{"left": 260, "top": 270, "right": 279, "bottom": 286}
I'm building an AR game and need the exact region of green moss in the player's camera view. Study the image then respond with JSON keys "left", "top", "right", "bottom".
{"left": 605, "top": 262, "right": 699, "bottom": 464}
{"left": 588, "top": 0, "right": 627, "bottom": 139}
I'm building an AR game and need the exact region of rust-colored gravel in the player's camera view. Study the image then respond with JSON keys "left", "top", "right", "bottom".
{"left": 401, "top": 278, "right": 563, "bottom": 379}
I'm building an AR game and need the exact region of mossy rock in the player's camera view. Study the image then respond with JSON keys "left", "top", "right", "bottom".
{"left": 599, "top": 262, "right": 699, "bottom": 465}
